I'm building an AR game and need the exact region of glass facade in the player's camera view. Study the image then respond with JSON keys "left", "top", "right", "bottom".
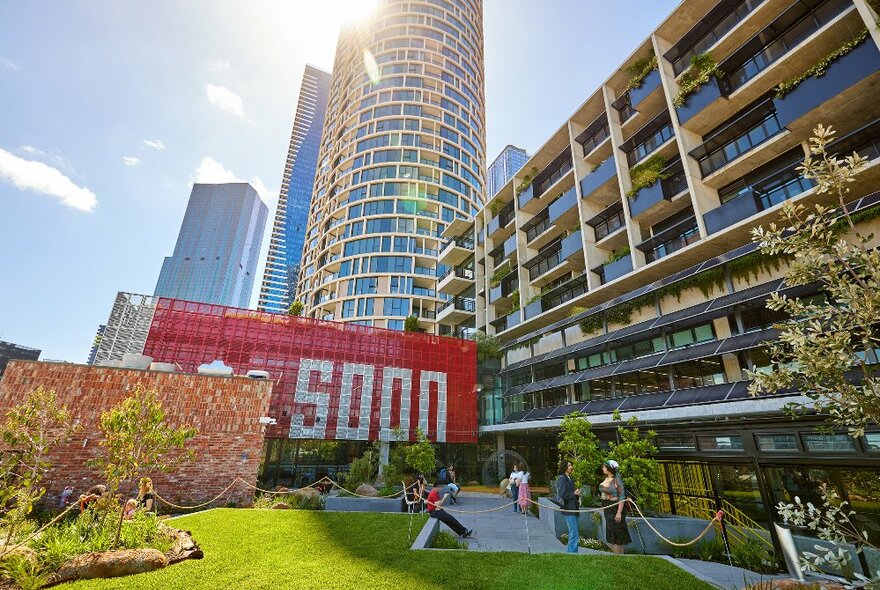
{"left": 154, "top": 183, "right": 268, "bottom": 308}
{"left": 258, "top": 66, "right": 332, "bottom": 314}
{"left": 487, "top": 145, "right": 529, "bottom": 198}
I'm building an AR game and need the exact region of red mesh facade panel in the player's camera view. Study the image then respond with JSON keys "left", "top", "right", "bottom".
{"left": 143, "top": 298, "right": 478, "bottom": 443}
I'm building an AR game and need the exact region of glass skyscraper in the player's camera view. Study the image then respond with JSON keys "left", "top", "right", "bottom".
{"left": 155, "top": 183, "right": 268, "bottom": 308}
{"left": 486, "top": 144, "right": 528, "bottom": 198}
{"left": 297, "top": 0, "right": 486, "bottom": 333}
{"left": 258, "top": 65, "right": 332, "bottom": 313}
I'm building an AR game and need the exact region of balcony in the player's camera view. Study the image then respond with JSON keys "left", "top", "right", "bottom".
{"left": 436, "top": 296, "right": 476, "bottom": 324}
{"left": 774, "top": 40, "right": 880, "bottom": 130}
{"left": 690, "top": 99, "right": 784, "bottom": 178}
{"left": 588, "top": 202, "right": 626, "bottom": 243}
{"left": 549, "top": 185, "right": 579, "bottom": 220}
{"left": 638, "top": 216, "right": 700, "bottom": 263}
{"left": 703, "top": 148, "right": 815, "bottom": 234}
{"left": 594, "top": 254, "right": 633, "bottom": 284}
{"left": 526, "top": 231, "right": 584, "bottom": 286}
{"left": 628, "top": 159, "right": 689, "bottom": 219}
{"left": 516, "top": 182, "right": 535, "bottom": 210}
{"left": 438, "top": 236, "right": 474, "bottom": 266}
{"left": 487, "top": 201, "right": 516, "bottom": 240}
{"left": 576, "top": 114, "right": 610, "bottom": 158}
{"left": 490, "top": 310, "right": 521, "bottom": 333}
{"left": 524, "top": 273, "right": 591, "bottom": 321}
{"left": 676, "top": 77, "right": 723, "bottom": 126}
{"left": 629, "top": 69, "right": 662, "bottom": 110}
{"left": 437, "top": 266, "right": 475, "bottom": 295}
{"left": 719, "top": 0, "right": 853, "bottom": 96}
{"left": 503, "top": 233, "right": 518, "bottom": 260}
{"left": 489, "top": 273, "right": 517, "bottom": 304}
{"left": 621, "top": 111, "right": 675, "bottom": 166}
{"left": 579, "top": 158, "right": 617, "bottom": 200}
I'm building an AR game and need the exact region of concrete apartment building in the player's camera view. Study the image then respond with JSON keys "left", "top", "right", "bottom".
{"left": 437, "top": 0, "right": 880, "bottom": 545}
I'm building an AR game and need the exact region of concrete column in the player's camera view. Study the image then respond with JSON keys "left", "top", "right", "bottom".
{"left": 377, "top": 440, "right": 390, "bottom": 477}
{"left": 495, "top": 432, "right": 506, "bottom": 480}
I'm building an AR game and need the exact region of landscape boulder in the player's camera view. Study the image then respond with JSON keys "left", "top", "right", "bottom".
{"left": 52, "top": 549, "right": 168, "bottom": 584}
{"left": 354, "top": 484, "right": 379, "bottom": 497}
{"left": 164, "top": 527, "right": 204, "bottom": 565}
{"left": 271, "top": 502, "right": 291, "bottom": 510}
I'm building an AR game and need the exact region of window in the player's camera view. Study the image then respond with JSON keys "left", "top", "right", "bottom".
{"left": 383, "top": 297, "right": 410, "bottom": 317}
{"left": 698, "top": 435, "right": 744, "bottom": 451}
{"left": 348, "top": 278, "right": 377, "bottom": 296}
{"left": 533, "top": 363, "right": 565, "bottom": 381}
{"left": 656, "top": 435, "right": 696, "bottom": 450}
{"left": 865, "top": 433, "right": 880, "bottom": 451}
{"left": 802, "top": 434, "right": 857, "bottom": 453}
{"left": 575, "top": 351, "right": 609, "bottom": 371}
{"left": 668, "top": 323, "right": 715, "bottom": 349}
{"left": 674, "top": 357, "right": 726, "bottom": 389}
{"left": 387, "top": 319, "right": 405, "bottom": 331}
{"left": 576, "top": 378, "right": 612, "bottom": 401}
{"left": 755, "top": 434, "right": 798, "bottom": 452}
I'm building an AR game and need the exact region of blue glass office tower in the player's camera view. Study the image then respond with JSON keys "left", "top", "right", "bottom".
{"left": 257, "top": 65, "right": 332, "bottom": 313}
{"left": 155, "top": 183, "right": 268, "bottom": 308}
{"left": 486, "top": 145, "right": 529, "bottom": 198}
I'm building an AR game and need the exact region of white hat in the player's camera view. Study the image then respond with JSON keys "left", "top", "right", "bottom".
{"left": 605, "top": 459, "right": 620, "bottom": 471}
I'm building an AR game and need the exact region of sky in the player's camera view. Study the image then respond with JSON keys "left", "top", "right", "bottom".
{"left": 0, "top": 0, "right": 678, "bottom": 363}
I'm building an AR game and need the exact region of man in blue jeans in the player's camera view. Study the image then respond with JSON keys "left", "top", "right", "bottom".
{"left": 557, "top": 460, "right": 581, "bottom": 553}
{"left": 509, "top": 464, "right": 522, "bottom": 513}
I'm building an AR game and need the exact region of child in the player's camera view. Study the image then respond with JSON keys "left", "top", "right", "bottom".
{"left": 123, "top": 498, "right": 138, "bottom": 520}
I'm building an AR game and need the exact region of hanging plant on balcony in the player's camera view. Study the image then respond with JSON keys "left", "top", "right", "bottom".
{"left": 514, "top": 167, "right": 538, "bottom": 197}
{"left": 511, "top": 289, "right": 521, "bottom": 311}
{"left": 728, "top": 250, "right": 792, "bottom": 285}
{"left": 488, "top": 198, "right": 503, "bottom": 216}
{"left": 774, "top": 29, "right": 869, "bottom": 99}
{"left": 526, "top": 292, "right": 543, "bottom": 306}
{"left": 868, "top": 0, "right": 880, "bottom": 21}
{"left": 656, "top": 267, "right": 725, "bottom": 301}
{"left": 570, "top": 306, "right": 602, "bottom": 336}
{"left": 623, "top": 53, "right": 658, "bottom": 93}
{"left": 627, "top": 154, "right": 670, "bottom": 197}
{"left": 489, "top": 261, "right": 512, "bottom": 287}
{"left": 472, "top": 330, "right": 502, "bottom": 360}
{"left": 606, "top": 293, "right": 655, "bottom": 327}
{"left": 673, "top": 52, "right": 722, "bottom": 107}
{"left": 606, "top": 245, "right": 630, "bottom": 264}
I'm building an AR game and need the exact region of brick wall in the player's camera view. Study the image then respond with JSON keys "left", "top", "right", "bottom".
{"left": 0, "top": 360, "right": 273, "bottom": 508}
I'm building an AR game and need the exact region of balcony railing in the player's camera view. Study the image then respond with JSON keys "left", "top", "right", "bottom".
{"left": 524, "top": 212, "right": 551, "bottom": 243}
{"left": 667, "top": 0, "right": 767, "bottom": 76}
{"left": 442, "top": 236, "right": 474, "bottom": 250}
{"left": 442, "top": 266, "right": 476, "bottom": 281}
{"left": 576, "top": 115, "right": 610, "bottom": 157}
{"left": 488, "top": 201, "right": 516, "bottom": 235}
{"left": 533, "top": 150, "right": 574, "bottom": 198}
{"left": 525, "top": 232, "right": 583, "bottom": 281}
{"left": 589, "top": 203, "right": 626, "bottom": 241}
{"left": 623, "top": 112, "right": 675, "bottom": 166}
{"left": 720, "top": 0, "right": 852, "bottom": 95}
{"left": 639, "top": 218, "right": 700, "bottom": 263}
{"left": 596, "top": 255, "right": 633, "bottom": 284}
{"left": 579, "top": 158, "right": 617, "bottom": 199}
{"left": 542, "top": 273, "right": 590, "bottom": 311}
{"left": 415, "top": 266, "right": 436, "bottom": 277}
{"left": 691, "top": 100, "right": 783, "bottom": 177}
{"left": 629, "top": 159, "right": 688, "bottom": 218}
{"left": 438, "top": 297, "right": 476, "bottom": 315}
{"left": 630, "top": 69, "right": 662, "bottom": 109}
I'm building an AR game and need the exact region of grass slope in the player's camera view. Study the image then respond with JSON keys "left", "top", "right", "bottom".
{"left": 60, "top": 509, "right": 714, "bottom": 590}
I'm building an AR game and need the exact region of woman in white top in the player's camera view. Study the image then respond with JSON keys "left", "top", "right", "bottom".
{"left": 517, "top": 470, "right": 531, "bottom": 515}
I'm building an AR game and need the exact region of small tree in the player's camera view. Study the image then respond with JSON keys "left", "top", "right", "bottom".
{"left": 607, "top": 415, "right": 661, "bottom": 512}
{"left": 90, "top": 386, "right": 196, "bottom": 548}
{"left": 473, "top": 330, "right": 502, "bottom": 361}
{"left": 748, "top": 124, "right": 879, "bottom": 437}
{"left": 288, "top": 301, "right": 304, "bottom": 316}
{"left": 403, "top": 315, "right": 420, "bottom": 332}
{"left": 0, "top": 388, "right": 78, "bottom": 556}
{"left": 404, "top": 428, "right": 436, "bottom": 476}
{"left": 557, "top": 412, "right": 602, "bottom": 490}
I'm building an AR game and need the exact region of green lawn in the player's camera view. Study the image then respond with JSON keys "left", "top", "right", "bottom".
{"left": 59, "top": 509, "right": 714, "bottom": 590}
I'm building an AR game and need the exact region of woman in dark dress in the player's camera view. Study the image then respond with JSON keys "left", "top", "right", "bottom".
{"left": 599, "top": 459, "right": 631, "bottom": 553}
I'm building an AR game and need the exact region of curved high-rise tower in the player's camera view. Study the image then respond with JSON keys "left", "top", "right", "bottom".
{"left": 297, "top": 0, "right": 486, "bottom": 333}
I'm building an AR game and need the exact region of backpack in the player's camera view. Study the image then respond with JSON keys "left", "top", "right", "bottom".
{"left": 549, "top": 477, "right": 564, "bottom": 507}
{"left": 438, "top": 468, "right": 449, "bottom": 484}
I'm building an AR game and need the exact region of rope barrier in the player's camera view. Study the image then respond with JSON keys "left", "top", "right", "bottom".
{"left": 0, "top": 502, "right": 80, "bottom": 558}
{"left": 148, "top": 473, "right": 726, "bottom": 550}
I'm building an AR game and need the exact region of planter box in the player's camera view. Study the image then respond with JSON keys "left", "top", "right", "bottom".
{"left": 524, "top": 299, "right": 543, "bottom": 320}
{"left": 676, "top": 79, "right": 722, "bottom": 126}
{"left": 703, "top": 190, "right": 762, "bottom": 234}
{"left": 579, "top": 158, "right": 617, "bottom": 199}
{"left": 324, "top": 496, "right": 404, "bottom": 513}
{"left": 630, "top": 69, "right": 662, "bottom": 109}
{"left": 549, "top": 186, "right": 578, "bottom": 220}
{"left": 603, "top": 255, "right": 633, "bottom": 283}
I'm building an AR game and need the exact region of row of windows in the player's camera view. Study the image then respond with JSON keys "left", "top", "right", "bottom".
{"left": 342, "top": 236, "right": 437, "bottom": 258}
{"left": 340, "top": 296, "right": 412, "bottom": 319}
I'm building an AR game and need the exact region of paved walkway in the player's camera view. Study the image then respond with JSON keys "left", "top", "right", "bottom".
{"left": 424, "top": 492, "right": 789, "bottom": 589}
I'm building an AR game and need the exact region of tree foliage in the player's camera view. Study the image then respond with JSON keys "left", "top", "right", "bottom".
{"left": 473, "top": 330, "right": 502, "bottom": 361}
{"left": 557, "top": 412, "right": 602, "bottom": 489}
{"left": 90, "top": 386, "right": 197, "bottom": 548}
{"left": 747, "top": 124, "right": 879, "bottom": 437}
{"left": 608, "top": 415, "right": 661, "bottom": 512}
{"left": 403, "top": 315, "right": 420, "bottom": 332}
{"left": 0, "top": 388, "right": 79, "bottom": 557}
{"left": 404, "top": 428, "right": 436, "bottom": 476}
{"left": 288, "top": 300, "right": 304, "bottom": 316}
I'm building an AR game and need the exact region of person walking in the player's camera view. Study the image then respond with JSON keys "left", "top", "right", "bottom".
{"left": 557, "top": 460, "right": 581, "bottom": 553}
{"left": 517, "top": 469, "right": 532, "bottom": 516}
{"left": 509, "top": 464, "right": 523, "bottom": 513}
{"left": 600, "top": 459, "right": 631, "bottom": 554}
{"left": 426, "top": 478, "right": 472, "bottom": 538}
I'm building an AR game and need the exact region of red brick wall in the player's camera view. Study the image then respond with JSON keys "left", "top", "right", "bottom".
{"left": 0, "top": 360, "right": 273, "bottom": 508}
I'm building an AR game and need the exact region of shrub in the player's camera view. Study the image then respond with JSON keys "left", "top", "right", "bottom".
{"left": 673, "top": 52, "right": 722, "bottom": 107}
{"left": 628, "top": 154, "right": 670, "bottom": 197}
{"left": 431, "top": 531, "right": 467, "bottom": 550}
{"left": 288, "top": 300, "right": 304, "bottom": 316}
{"left": 0, "top": 554, "right": 51, "bottom": 590}
{"left": 559, "top": 534, "right": 610, "bottom": 551}
{"left": 731, "top": 538, "right": 777, "bottom": 574}
{"left": 403, "top": 315, "right": 420, "bottom": 332}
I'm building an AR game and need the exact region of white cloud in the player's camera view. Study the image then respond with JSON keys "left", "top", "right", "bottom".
{"left": 0, "top": 148, "right": 97, "bottom": 212}
{"left": 0, "top": 57, "right": 21, "bottom": 72}
{"left": 208, "top": 59, "right": 230, "bottom": 72}
{"left": 143, "top": 139, "right": 166, "bottom": 151}
{"left": 191, "top": 157, "right": 274, "bottom": 206}
{"left": 122, "top": 156, "right": 141, "bottom": 166}
{"left": 21, "top": 145, "right": 43, "bottom": 156}
{"left": 205, "top": 84, "right": 248, "bottom": 120}
{"left": 193, "top": 156, "right": 239, "bottom": 184}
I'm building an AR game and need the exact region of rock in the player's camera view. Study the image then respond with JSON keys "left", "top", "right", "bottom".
{"left": 53, "top": 549, "right": 168, "bottom": 584}
{"left": 293, "top": 487, "right": 320, "bottom": 499}
{"left": 271, "top": 502, "right": 290, "bottom": 510}
{"left": 354, "top": 484, "right": 379, "bottom": 497}
{"left": 0, "top": 545, "right": 38, "bottom": 565}
{"left": 164, "top": 527, "right": 203, "bottom": 565}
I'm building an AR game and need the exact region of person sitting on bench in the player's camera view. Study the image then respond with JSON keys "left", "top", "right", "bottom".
{"left": 426, "top": 478, "right": 472, "bottom": 538}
